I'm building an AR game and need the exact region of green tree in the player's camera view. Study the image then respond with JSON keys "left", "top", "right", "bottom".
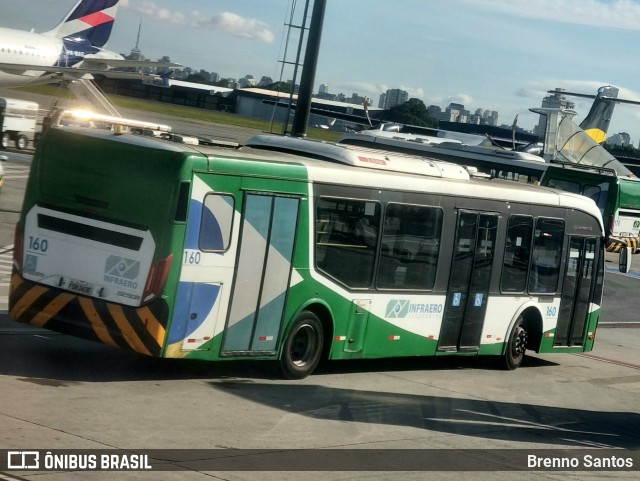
{"left": 263, "top": 81, "right": 293, "bottom": 93}
{"left": 384, "top": 98, "right": 437, "bottom": 127}
{"left": 185, "top": 73, "right": 210, "bottom": 84}
{"left": 604, "top": 142, "right": 640, "bottom": 159}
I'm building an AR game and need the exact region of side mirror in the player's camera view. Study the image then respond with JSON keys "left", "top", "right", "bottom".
{"left": 619, "top": 246, "right": 632, "bottom": 273}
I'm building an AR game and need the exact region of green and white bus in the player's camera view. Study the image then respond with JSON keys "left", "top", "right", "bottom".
{"left": 9, "top": 112, "right": 605, "bottom": 378}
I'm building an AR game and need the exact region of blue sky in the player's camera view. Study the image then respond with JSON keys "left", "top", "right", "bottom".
{"left": 3, "top": 0, "right": 640, "bottom": 141}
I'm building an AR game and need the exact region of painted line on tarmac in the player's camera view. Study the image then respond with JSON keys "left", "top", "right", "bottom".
{"left": 0, "top": 473, "right": 32, "bottom": 481}
{"left": 574, "top": 352, "right": 640, "bottom": 370}
{"left": 605, "top": 266, "right": 640, "bottom": 278}
{"left": 599, "top": 321, "right": 640, "bottom": 328}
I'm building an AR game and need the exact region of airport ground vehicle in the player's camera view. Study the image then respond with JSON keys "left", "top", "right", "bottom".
{"left": 9, "top": 112, "right": 605, "bottom": 378}
{"left": 0, "top": 98, "right": 37, "bottom": 150}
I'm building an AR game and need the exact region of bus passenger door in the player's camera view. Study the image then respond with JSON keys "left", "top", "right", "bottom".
{"left": 556, "top": 237, "right": 598, "bottom": 346}
{"left": 222, "top": 193, "right": 300, "bottom": 355}
{"left": 439, "top": 211, "right": 499, "bottom": 352}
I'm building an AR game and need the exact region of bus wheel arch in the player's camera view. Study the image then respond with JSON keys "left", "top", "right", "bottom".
{"left": 503, "top": 306, "right": 542, "bottom": 370}
{"left": 279, "top": 307, "right": 330, "bottom": 380}
{"left": 301, "top": 302, "right": 334, "bottom": 361}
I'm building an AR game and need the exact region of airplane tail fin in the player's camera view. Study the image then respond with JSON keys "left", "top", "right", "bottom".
{"left": 43, "top": 0, "right": 120, "bottom": 48}
{"left": 579, "top": 86, "right": 619, "bottom": 144}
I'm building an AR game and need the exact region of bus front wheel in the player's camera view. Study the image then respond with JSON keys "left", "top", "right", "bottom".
{"left": 503, "top": 316, "right": 527, "bottom": 370}
{"left": 280, "top": 311, "right": 324, "bottom": 379}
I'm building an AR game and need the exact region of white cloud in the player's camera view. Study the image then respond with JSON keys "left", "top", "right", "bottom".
{"left": 460, "top": 0, "right": 640, "bottom": 30}
{"left": 196, "top": 12, "right": 274, "bottom": 43}
{"left": 400, "top": 86, "right": 425, "bottom": 99}
{"left": 124, "top": 1, "right": 275, "bottom": 43}
{"left": 446, "top": 93, "right": 475, "bottom": 105}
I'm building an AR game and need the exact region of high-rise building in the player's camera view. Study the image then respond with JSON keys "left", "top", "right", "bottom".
{"left": 608, "top": 132, "right": 631, "bottom": 147}
{"left": 381, "top": 89, "right": 409, "bottom": 109}
{"left": 378, "top": 92, "right": 387, "bottom": 108}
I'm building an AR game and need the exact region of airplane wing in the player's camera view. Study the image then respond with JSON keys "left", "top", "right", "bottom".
{"left": 79, "top": 56, "right": 183, "bottom": 71}
{"left": 0, "top": 61, "right": 180, "bottom": 82}
{"left": 0, "top": 56, "right": 183, "bottom": 78}
{"left": 550, "top": 89, "right": 640, "bottom": 105}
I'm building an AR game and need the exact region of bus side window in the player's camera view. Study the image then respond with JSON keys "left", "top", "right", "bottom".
{"left": 199, "top": 194, "right": 235, "bottom": 251}
{"left": 546, "top": 179, "right": 581, "bottom": 194}
{"left": 582, "top": 183, "right": 609, "bottom": 215}
{"left": 529, "top": 218, "right": 565, "bottom": 294}
{"left": 315, "top": 197, "right": 380, "bottom": 288}
{"left": 500, "top": 215, "right": 533, "bottom": 293}
{"left": 377, "top": 204, "right": 442, "bottom": 290}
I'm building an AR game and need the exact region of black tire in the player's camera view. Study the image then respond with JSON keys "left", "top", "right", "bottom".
{"left": 15, "top": 134, "right": 28, "bottom": 150}
{"left": 1, "top": 133, "right": 9, "bottom": 149}
{"left": 280, "top": 311, "right": 324, "bottom": 379}
{"left": 503, "top": 316, "right": 527, "bottom": 370}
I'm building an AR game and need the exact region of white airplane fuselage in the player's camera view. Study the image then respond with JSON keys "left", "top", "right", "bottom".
{"left": 0, "top": 27, "right": 61, "bottom": 86}
{"left": 0, "top": 26, "right": 125, "bottom": 87}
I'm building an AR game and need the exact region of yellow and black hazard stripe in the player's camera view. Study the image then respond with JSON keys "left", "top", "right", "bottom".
{"left": 606, "top": 236, "right": 640, "bottom": 254}
{"left": 9, "top": 273, "right": 169, "bottom": 356}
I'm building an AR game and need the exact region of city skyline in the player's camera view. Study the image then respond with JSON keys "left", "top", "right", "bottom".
{"left": 2, "top": 0, "right": 640, "bottom": 141}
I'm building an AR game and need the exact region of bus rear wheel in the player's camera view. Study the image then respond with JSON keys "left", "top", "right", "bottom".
{"left": 280, "top": 311, "right": 324, "bottom": 379}
{"left": 503, "top": 316, "right": 527, "bottom": 370}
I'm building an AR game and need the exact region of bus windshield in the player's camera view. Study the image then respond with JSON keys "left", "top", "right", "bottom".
{"left": 555, "top": 116, "right": 634, "bottom": 178}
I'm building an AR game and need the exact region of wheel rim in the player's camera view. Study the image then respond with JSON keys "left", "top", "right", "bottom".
{"left": 290, "top": 323, "right": 318, "bottom": 367}
{"left": 512, "top": 327, "right": 527, "bottom": 357}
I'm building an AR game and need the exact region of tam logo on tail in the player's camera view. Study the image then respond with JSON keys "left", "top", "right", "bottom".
{"left": 46, "top": 0, "right": 120, "bottom": 47}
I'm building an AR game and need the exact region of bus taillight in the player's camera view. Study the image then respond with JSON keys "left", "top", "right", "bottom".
{"left": 13, "top": 224, "right": 23, "bottom": 272}
{"left": 143, "top": 254, "right": 173, "bottom": 302}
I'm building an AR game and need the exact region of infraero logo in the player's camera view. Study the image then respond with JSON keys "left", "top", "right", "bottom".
{"left": 386, "top": 300, "right": 410, "bottom": 318}
{"left": 385, "top": 299, "right": 444, "bottom": 319}
{"left": 103, "top": 256, "right": 140, "bottom": 289}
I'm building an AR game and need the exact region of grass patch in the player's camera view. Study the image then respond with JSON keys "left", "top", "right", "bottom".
{"left": 18, "top": 85, "right": 341, "bottom": 142}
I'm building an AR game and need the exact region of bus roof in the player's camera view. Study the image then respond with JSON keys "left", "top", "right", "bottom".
{"left": 45, "top": 124, "right": 605, "bottom": 233}
{"left": 245, "top": 134, "right": 471, "bottom": 180}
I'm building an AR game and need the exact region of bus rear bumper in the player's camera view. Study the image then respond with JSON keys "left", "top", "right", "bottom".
{"left": 8, "top": 271, "right": 169, "bottom": 357}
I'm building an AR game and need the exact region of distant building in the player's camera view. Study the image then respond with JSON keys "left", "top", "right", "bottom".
{"left": 378, "top": 92, "right": 386, "bottom": 109}
{"left": 239, "top": 75, "right": 257, "bottom": 88}
{"left": 258, "top": 76, "right": 273, "bottom": 87}
{"left": 534, "top": 88, "right": 575, "bottom": 137}
{"left": 315, "top": 84, "right": 337, "bottom": 101}
{"left": 379, "top": 88, "right": 409, "bottom": 109}
{"left": 427, "top": 105, "right": 444, "bottom": 121}
{"left": 345, "top": 92, "right": 367, "bottom": 106}
{"left": 608, "top": 132, "right": 631, "bottom": 147}
{"left": 445, "top": 103, "right": 469, "bottom": 123}
{"left": 127, "top": 21, "right": 144, "bottom": 61}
